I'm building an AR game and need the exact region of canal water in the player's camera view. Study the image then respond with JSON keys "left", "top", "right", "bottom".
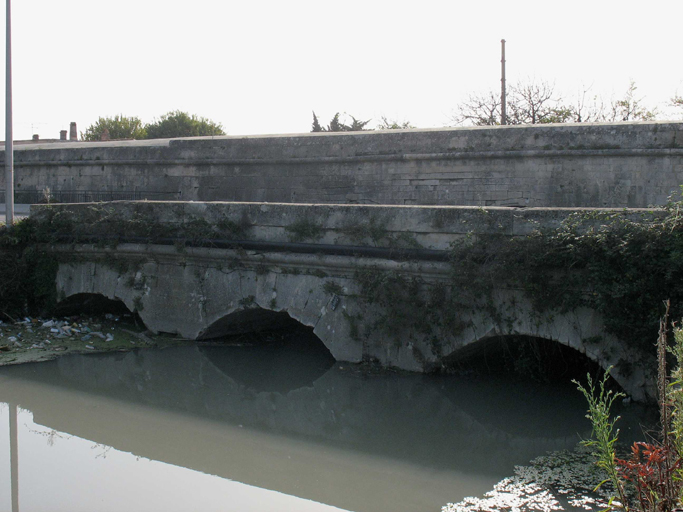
{"left": 0, "top": 328, "right": 650, "bottom": 512}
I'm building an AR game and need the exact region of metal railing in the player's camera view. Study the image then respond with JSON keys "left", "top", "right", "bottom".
{"left": 0, "top": 190, "right": 179, "bottom": 204}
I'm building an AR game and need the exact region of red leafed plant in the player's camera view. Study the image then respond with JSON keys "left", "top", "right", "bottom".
{"left": 616, "top": 442, "right": 682, "bottom": 512}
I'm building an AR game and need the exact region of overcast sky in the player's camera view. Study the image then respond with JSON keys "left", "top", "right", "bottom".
{"left": 1, "top": 0, "right": 682, "bottom": 140}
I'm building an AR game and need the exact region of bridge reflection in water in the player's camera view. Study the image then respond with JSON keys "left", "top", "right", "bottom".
{"left": 0, "top": 332, "right": 650, "bottom": 512}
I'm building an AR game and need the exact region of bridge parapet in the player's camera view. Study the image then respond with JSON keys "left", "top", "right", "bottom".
{"left": 5, "top": 121, "right": 683, "bottom": 207}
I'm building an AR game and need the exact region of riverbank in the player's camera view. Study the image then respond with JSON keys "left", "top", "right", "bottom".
{"left": 0, "top": 313, "right": 193, "bottom": 366}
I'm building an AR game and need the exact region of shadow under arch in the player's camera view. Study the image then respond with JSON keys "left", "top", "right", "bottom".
{"left": 442, "top": 334, "right": 611, "bottom": 384}
{"left": 198, "top": 308, "right": 336, "bottom": 393}
{"left": 438, "top": 334, "right": 633, "bottom": 435}
{"left": 53, "top": 292, "right": 142, "bottom": 323}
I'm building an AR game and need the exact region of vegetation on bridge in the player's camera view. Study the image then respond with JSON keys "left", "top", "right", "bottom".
{"left": 352, "top": 200, "right": 683, "bottom": 378}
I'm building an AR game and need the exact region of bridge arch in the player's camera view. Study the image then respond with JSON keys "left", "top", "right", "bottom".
{"left": 198, "top": 312, "right": 336, "bottom": 393}
{"left": 441, "top": 318, "right": 646, "bottom": 400}
{"left": 197, "top": 307, "right": 300, "bottom": 340}
{"left": 53, "top": 292, "right": 141, "bottom": 322}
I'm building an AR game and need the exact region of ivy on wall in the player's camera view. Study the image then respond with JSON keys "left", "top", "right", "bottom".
{"left": 354, "top": 201, "right": 683, "bottom": 361}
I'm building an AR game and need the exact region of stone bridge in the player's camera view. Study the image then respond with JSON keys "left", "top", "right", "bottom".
{"left": 32, "top": 200, "right": 659, "bottom": 402}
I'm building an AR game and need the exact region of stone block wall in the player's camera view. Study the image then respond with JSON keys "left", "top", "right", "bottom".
{"left": 4, "top": 121, "right": 683, "bottom": 207}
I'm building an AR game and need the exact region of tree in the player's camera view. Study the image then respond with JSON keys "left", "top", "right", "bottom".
{"left": 507, "top": 81, "right": 575, "bottom": 124}
{"left": 452, "top": 79, "right": 574, "bottom": 126}
{"left": 452, "top": 79, "right": 659, "bottom": 126}
{"left": 375, "top": 116, "right": 415, "bottom": 130}
{"left": 452, "top": 90, "right": 502, "bottom": 126}
{"left": 567, "top": 85, "right": 607, "bottom": 123}
{"left": 671, "top": 95, "right": 683, "bottom": 118}
{"left": 82, "top": 115, "right": 147, "bottom": 141}
{"left": 145, "top": 110, "right": 225, "bottom": 139}
{"left": 311, "top": 111, "right": 324, "bottom": 132}
{"left": 606, "top": 80, "right": 657, "bottom": 122}
{"left": 310, "top": 112, "right": 371, "bottom": 132}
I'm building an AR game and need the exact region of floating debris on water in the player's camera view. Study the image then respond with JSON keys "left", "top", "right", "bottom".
{"left": 443, "top": 447, "right": 612, "bottom": 512}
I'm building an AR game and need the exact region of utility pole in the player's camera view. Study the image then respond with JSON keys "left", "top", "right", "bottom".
{"left": 500, "top": 38, "right": 507, "bottom": 126}
{"left": 4, "top": 0, "right": 13, "bottom": 225}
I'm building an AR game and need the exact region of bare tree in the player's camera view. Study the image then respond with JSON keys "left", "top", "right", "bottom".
{"left": 452, "top": 79, "right": 572, "bottom": 126}
{"left": 568, "top": 85, "right": 606, "bottom": 123}
{"left": 451, "top": 90, "right": 502, "bottom": 126}
{"left": 606, "top": 81, "right": 658, "bottom": 122}
{"left": 507, "top": 80, "right": 571, "bottom": 124}
{"left": 670, "top": 94, "right": 683, "bottom": 116}
{"left": 375, "top": 116, "right": 415, "bottom": 130}
{"left": 452, "top": 79, "right": 659, "bottom": 126}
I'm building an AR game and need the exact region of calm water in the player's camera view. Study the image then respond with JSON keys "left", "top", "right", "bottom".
{"left": 0, "top": 331, "right": 650, "bottom": 512}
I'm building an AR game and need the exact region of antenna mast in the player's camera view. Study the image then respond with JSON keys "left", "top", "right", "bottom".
{"left": 500, "top": 39, "right": 507, "bottom": 126}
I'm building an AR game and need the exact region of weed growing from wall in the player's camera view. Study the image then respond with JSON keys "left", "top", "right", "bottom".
{"left": 285, "top": 219, "right": 324, "bottom": 243}
{"left": 339, "top": 215, "right": 422, "bottom": 248}
{"left": 29, "top": 203, "right": 252, "bottom": 248}
{"left": 354, "top": 268, "right": 471, "bottom": 348}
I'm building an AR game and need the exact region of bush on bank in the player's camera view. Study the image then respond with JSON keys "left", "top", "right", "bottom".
{"left": 0, "top": 218, "right": 58, "bottom": 320}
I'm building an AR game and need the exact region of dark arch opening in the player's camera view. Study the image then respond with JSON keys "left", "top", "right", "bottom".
{"left": 53, "top": 293, "right": 143, "bottom": 326}
{"left": 197, "top": 308, "right": 295, "bottom": 339}
{"left": 441, "top": 334, "right": 613, "bottom": 385}
{"left": 435, "top": 334, "right": 646, "bottom": 438}
{"left": 198, "top": 308, "right": 335, "bottom": 393}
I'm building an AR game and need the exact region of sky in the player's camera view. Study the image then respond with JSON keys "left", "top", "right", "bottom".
{"left": 0, "top": 0, "right": 682, "bottom": 140}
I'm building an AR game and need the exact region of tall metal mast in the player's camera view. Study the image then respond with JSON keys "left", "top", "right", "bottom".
{"left": 500, "top": 39, "right": 507, "bottom": 126}
{"left": 4, "top": 0, "right": 13, "bottom": 225}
